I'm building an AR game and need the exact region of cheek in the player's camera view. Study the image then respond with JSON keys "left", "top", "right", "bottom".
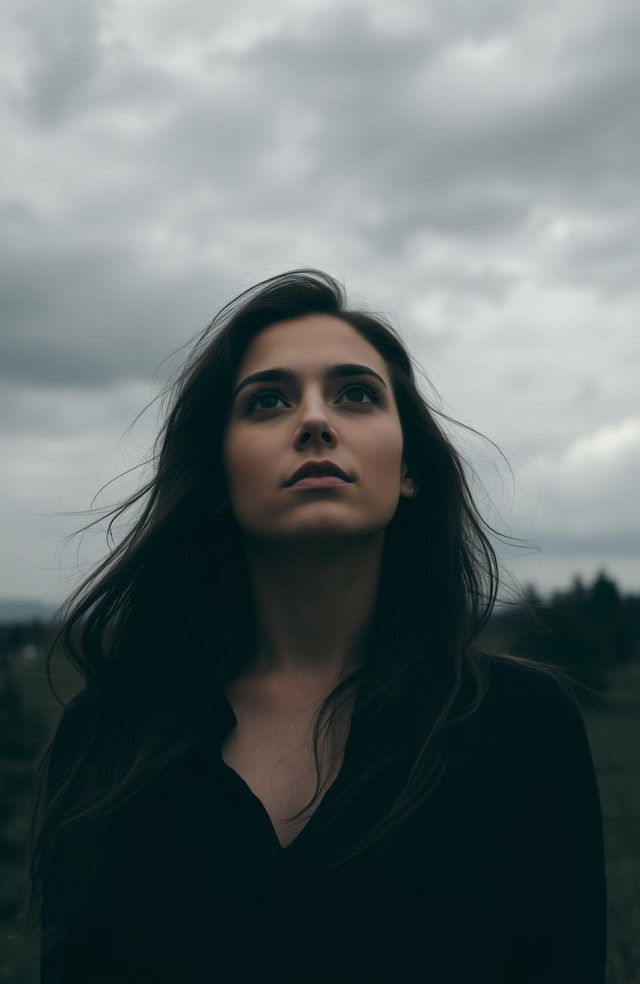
{"left": 224, "top": 431, "right": 275, "bottom": 496}
{"left": 360, "top": 425, "right": 404, "bottom": 480}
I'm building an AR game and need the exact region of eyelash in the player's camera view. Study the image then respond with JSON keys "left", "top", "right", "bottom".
{"left": 243, "top": 382, "right": 383, "bottom": 414}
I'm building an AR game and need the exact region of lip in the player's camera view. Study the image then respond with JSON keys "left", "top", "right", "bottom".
{"left": 287, "top": 475, "right": 351, "bottom": 489}
{"left": 284, "top": 459, "right": 353, "bottom": 487}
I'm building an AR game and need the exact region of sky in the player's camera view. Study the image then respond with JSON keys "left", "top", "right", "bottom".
{"left": 2, "top": 0, "right": 639, "bottom": 608}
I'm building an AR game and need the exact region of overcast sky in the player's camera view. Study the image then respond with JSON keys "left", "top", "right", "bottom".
{"left": 2, "top": 0, "right": 639, "bottom": 607}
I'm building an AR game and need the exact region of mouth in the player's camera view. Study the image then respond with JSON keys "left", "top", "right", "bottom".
{"left": 286, "top": 475, "right": 351, "bottom": 489}
{"left": 284, "top": 459, "right": 353, "bottom": 487}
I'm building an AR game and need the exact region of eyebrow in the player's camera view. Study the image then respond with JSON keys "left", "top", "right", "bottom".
{"left": 232, "top": 363, "right": 388, "bottom": 401}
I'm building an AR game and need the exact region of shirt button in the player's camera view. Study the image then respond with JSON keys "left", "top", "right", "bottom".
{"left": 266, "top": 849, "right": 279, "bottom": 860}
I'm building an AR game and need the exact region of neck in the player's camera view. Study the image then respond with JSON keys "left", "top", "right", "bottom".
{"left": 241, "top": 531, "right": 385, "bottom": 689}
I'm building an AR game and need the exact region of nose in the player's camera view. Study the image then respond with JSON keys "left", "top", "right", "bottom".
{"left": 298, "top": 425, "right": 334, "bottom": 448}
{"left": 294, "top": 390, "right": 337, "bottom": 449}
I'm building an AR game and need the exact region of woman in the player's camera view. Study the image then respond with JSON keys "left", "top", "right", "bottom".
{"left": 24, "top": 269, "right": 606, "bottom": 982}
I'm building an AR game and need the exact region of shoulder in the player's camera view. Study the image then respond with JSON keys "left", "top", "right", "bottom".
{"left": 50, "top": 689, "right": 92, "bottom": 745}
{"left": 45, "top": 689, "right": 93, "bottom": 790}
{"left": 477, "top": 651, "right": 580, "bottom": 714}
{"left": 470, "top": 653, "right": 590, "bottom": 771}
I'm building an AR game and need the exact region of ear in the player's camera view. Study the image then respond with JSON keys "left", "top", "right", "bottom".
{"left": 400, "top": 460, "right": 418, "bottom": 499}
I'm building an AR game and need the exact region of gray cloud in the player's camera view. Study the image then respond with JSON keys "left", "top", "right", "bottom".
{"left": 10, "top": 0, "right": 104, "bottom": 123}
{"left": 2, "top": 0, "right": 639, "bottom": 599}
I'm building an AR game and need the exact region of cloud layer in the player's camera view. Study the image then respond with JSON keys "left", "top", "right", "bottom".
{"left": 2, "top": 0, "right": 638, "bottom": 601}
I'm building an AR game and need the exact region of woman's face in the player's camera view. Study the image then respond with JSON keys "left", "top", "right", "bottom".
{"left": 222, "top": 314, "right": 414, "bottom": 542}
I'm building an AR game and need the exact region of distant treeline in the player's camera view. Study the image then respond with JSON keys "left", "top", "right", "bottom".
{"left": 480, "top": 569, "right": 640, "bottom": 706}
{"left": 1, "top": 568, "right": 638, "bottom": 706}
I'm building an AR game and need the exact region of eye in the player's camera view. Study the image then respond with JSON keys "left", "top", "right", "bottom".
{"left": 339, "top": 383, "right": 381, "bottom": 405}
{"left": 243, "top": 382, "right": 382, "bottom": 414}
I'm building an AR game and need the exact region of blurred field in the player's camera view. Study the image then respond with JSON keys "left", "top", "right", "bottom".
{"left": 1, "top": 659, "right": 639, "bottom": 983}
{"left": 583, "top": 660, "right": 640, "bottom": 984}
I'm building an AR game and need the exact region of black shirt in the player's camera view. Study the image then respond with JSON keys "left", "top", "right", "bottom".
{"left": 40, "top": 654, "right": 607, "bottom": 983}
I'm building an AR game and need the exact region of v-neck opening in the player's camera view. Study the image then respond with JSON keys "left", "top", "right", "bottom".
{"left": 216, "top": 683, "right": 362, "bottom": 854}
{"left": 220, "top": 758, "right": 337, "bottom": 853}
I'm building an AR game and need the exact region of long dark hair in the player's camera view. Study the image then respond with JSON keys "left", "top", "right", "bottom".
{"left": 22, "top": 267, "right": 575, "bottom": 961}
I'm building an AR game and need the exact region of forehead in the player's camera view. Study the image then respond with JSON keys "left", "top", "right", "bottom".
{"left": 235, "top": 314, "right": 389, "bottom": 380}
